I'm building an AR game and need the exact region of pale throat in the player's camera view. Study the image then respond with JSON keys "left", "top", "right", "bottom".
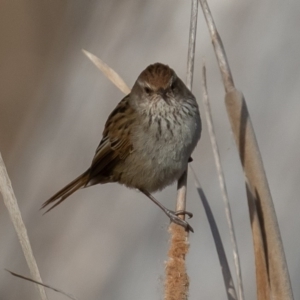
{"left": 144, "top": 95, "right": 180, "bottom": 118}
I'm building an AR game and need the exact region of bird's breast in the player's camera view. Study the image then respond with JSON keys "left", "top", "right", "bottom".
{"left": 123, "top": 106, "right": 200, "bottom": 192}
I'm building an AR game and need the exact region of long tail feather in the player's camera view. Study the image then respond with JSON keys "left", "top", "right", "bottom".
{"left": 42, "top": 170, "right": 90, "bottom": 213}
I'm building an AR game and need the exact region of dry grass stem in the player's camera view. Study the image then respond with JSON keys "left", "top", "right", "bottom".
{"left": 201, "top": 64, "right": 244, "bottom": 300}
{"left": 186, "top": 0, "right": 198, "bottom": 90}
{"left": 190, "top": 166, "right": 238, "bottom": 300}
{"left": 164, "top": 224, "right": 190, "bottom": 300}
{"left": 198, "top": 0, "right": 234, "bottom": 92}
{"left": 82, "top": 49, "right": 131, "bottom": 95}
{"left": 6, "top": 270, "right": 78, "bottom": 300}
{"left": 0, "top": 153, "right": 48, "bottom": 300}
{"left": 176, "top": 0, "right": 198, "bottom": 216}
{"left": 166, "top": 2, "right": 198, "bottom": 297}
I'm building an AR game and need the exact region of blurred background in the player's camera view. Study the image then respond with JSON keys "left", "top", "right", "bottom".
{"left": 1, "top": 1, "right": 299, "bottom": 299}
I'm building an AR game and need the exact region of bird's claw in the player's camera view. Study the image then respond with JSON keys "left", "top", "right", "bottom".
{"left": 174, "top": 210, "right": 193, "bottom": 219}
{"left": 166, "top": 210, "right": 194, "bottom": 233}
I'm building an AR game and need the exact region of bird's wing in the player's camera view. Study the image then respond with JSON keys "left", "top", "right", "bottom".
{"left": 88, "top": 95, "right": 136, "bottom": 183}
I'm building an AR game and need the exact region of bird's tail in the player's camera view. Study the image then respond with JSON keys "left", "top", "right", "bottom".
{"left": 41, "top": 169, "right": 90, "bottom": 213}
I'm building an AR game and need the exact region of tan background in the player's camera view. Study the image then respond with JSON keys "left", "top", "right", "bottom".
{"left": 0, "top": 1, "right": 299, "bottom": 299}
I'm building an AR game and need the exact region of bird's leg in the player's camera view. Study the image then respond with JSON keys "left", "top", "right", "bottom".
{"left": 139, "top": 189, "right": 194, "bottom": 232}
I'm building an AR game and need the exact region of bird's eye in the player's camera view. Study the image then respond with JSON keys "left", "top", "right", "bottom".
{"left": 144, "top": 87, "right": 152, "bottom": 94}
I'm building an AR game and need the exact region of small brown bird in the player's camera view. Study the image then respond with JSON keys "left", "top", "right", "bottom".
{"left": 42, "top": 63, "right": 201, "bottom": 231}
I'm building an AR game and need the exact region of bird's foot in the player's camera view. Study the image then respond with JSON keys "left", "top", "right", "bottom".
{"left": 165, "top": 209, "right": 194, "bottom": 232}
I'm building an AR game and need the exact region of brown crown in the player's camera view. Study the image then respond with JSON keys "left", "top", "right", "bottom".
{"left": 138, "top": 63, "right": 175, "bottom": 89}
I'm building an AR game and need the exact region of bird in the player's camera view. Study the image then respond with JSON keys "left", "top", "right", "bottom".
{"left": 42, "top": 63, "right": 201, "bottom": 232}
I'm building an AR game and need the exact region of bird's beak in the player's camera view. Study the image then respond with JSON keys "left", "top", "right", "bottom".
{"left": 158, "top": 88, "right": 170, "bottom": 105}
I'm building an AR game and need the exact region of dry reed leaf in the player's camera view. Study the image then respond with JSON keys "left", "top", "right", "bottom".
{"left": 82, "top": 49, "right": 131, "bottom": 95}
{"left": 199, "top": 0, "right": 294, "bottom": 298}
{"left": 6, "top": 269, "right": 78, "bottom": 300}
